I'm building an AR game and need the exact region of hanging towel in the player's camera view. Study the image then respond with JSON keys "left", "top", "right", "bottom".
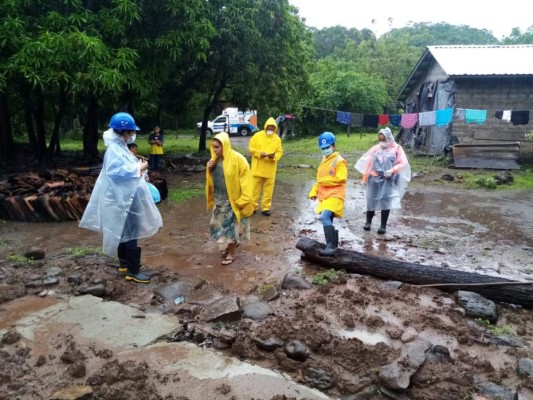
{"left": 400, "top": 113, "right": 418, "bottom": 129}
{"left": 502, "top": 110, "right": 512, "bottom": 122}
{"left": 389, "top": 114, "right": 401, "bottom": 127}
{"left": 495, "top": 111, "right": 503, "bottom": 120}
{"left": 362, "top": 114, "right": 379, "bottom": 128}
{"left": 511, "top": 110, "right": 530, "bottom": 125}
{"left": 436, "top": 108, "right": 454, "bottom": 127}
{"left": 454, "top": 108, "right": 466, "bottom": 120}
{"left": 465, "top": 109, "right": 487, "bottom": 125}
{"left": 336, "top": 111, "right": 352, "bottom": 125}
{"left": 378, "top": 114, "right": 389, "bottom": 126}
{"left": 350, "top": 113, "right": 364, "bottom": 127}
{"left": 418, "top": 111, "right": 436, "bottom": 127}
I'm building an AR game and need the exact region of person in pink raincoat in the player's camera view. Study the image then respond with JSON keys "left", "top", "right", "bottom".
{"left": 354, "top": 127, "right": 411, "bottom": 234}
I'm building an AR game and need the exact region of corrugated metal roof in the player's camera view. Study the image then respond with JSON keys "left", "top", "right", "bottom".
{"left": 428, "top": 45, "right": 533, "bottom": 76}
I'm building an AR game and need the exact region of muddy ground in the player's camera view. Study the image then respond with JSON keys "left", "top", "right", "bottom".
{"left": 1, "top": 157, "right": 533, "bottom": 399}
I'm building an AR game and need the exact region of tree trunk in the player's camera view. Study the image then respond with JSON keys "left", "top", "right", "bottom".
{"left": 0, "top": 91, "right": 14, "bottom": 161}
{"left": 83, "top": 94, "right": 99, "bottom": 160}
{"left": 48, "top": 84, "right": 68, "bottom": 157}
{"left": 296, "top": 237, "right": 533, "bottom": 308}
{"left": 33, "top": 91, "right": 48, "bottom": 163}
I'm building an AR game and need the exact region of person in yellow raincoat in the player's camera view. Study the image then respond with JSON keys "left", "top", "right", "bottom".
{"left": 308, "top": 132, "right": 347, "bottom": 256}
{"left": 206, "top": 132, "right": 254, "bottom": 265}
{"left": 248, "top": 117, "right": 283, "bottom": 216}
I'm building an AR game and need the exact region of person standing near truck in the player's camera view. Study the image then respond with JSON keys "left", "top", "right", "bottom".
{"left": 248, "top": 117, "right": 283, "bottom": 216}
{"left": 148, "top": 126, "right": 164, "bottom": 171}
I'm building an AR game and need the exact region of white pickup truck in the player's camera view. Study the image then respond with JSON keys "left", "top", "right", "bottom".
{"left": 197, "top": 107, "right": 259, "bottom": 136}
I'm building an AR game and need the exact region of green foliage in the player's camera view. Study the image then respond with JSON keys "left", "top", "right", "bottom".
{"left": 6, "top": 254, "right": 34, "bottom": 264}
{"left": 474, "top": 177, "right": 497, "bottom": 189}
{"left": 168, "top": 188, "right": 204, "bottom": 203}
{"left": 65, "top": 247, "right": 102, "bottom": 257}
{"left": 475, "top": 318, "right": 514, "bottom": 336}
{"left": 312, "top": 269, "right": 341, "bottom": 285}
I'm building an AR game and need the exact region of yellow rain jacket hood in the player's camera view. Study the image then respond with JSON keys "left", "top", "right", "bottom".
{"left": 206, "top": 132, "right": 254, "bottom": 221}
{"left": 248, "top": 117, "right": 283, "bottom": 179}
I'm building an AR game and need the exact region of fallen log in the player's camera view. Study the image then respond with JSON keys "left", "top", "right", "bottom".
{"left": 296, "top": 237, "right": 533, "bottom": 308}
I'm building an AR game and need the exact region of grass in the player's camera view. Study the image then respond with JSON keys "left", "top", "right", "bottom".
{"left": 312, "top": 268, "right": 341, "bottom": 285}
{"left": 168, "top": 187, "right": 204, "bottom": 203}
{"left": 6, "top": 254, "right": 35, "bottom": 264}
{"left": 65, "top": 246, "right": 102, "bottom": 256}
{"left": 22, "top": 128, "right": 533, "bottom": 190}
{"left": 475, "top": 318, "right": 514, "bottom": 336}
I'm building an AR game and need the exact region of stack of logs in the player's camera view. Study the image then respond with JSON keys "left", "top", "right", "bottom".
{"left": 0, "top": 166, "right": 168, "bottom": 222}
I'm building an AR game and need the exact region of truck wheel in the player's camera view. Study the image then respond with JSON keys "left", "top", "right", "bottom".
{"left": 239, "top": 127, "right": 250, "bottom": 137}
{"left": 207, "top": 128, "right": 213, "bottom": 137}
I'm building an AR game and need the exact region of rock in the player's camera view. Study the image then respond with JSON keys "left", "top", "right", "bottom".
{"left": 154, "top": 278, "right": 205, "bottom": 300}
{"left": 80, "top": 284, "right": 107, "bottom": 297}
{"left": 379, "top": 338, "right": 432, "bottom": 390}
{"left": 68, "top": 361, "right": 86, "bottom": 378}
{"left": 43, "top": 276, "right": 59, "bottom": 286}
{"left": 201, "top": 295, "right": 241, "bottom": 322}
{"left": 517, "top": 358, "right": 533, "bottom": 377}
{"left": 46, "top": 266, "right": 63, "bottom": 277}
{"left": 494, "top": 171, "right": 513, "bottom": 185}
{"left": 24, "top": 246, "right": 46, "bottom": 260}
{"left": 424, "top": 345, "right": 453, "bottom": 364}
{"left": 253, "top": 336, "right": 284, "bottom": 351}
{"left": 475, "top": 381, "right": 515, "bottom": 400}
{"left": 281, "top": 273, "right": 312, "bottom": 290}
{"left": 283, "top": 339, "right": 310, "bottom": 362}
{"left": 25, "top": 279, "right": 43, "bottom": 288}
{"left": 441, "top": 173, "right": 455, "bottom": 181}
{"left": 259, "top": 285, "right": 280, "bottom": 301}
{"left": 381, "top": 281, "right": 403, "bottom": 290}
{"left": 67, "top": 274, "right": 82, "bottom": 285}
{"left": 491, "top": 334, "right": 524, "bottom": 348}
{"left": 242, "top": 302, "right": 272, "bottom": 320}
{"left": 1, "top": 329, "right": 22, "bottom": 345}
{"left": 456, "top": 291, "right": 498, "bottom": 323}
{"left": 50, "top": 386, "right": 93, "bottom": 400}
{"left": 303, "top": 368, "right": 335, "bottom": 390}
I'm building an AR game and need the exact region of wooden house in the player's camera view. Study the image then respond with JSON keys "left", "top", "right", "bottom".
{"left": 396, "top": 45, "right": 533, "bottom": 168}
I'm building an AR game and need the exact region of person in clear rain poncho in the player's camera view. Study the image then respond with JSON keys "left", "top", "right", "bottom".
{"left": 354, "top": 127, "right": 411, "bottom": 234}
{"left": 79, "top": 112, "right": 163, "bottom": 283}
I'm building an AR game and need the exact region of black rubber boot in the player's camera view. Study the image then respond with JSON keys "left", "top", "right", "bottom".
{"left": 333, "top": 229, "right": 339, "bottom": 249}
{"left": 319, "top": 225, "right": 336, "bottom": 257}
{"left": 364, "top": 211, "right": 375, "bottom": 231}
{"left": 377, "top": 210, "right": 390, "bottom": 234}
{"left": 125, "top": 247, "right": 151, "bottom": 284}
{"left": 117, "top": 243, "right": 127, "bottom": 272}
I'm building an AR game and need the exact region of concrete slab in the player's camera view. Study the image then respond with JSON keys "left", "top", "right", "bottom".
{"left": 119, "top": 342, "right": 331, "bottom": 399}
{"left": 2, "top": 294, "right": 180, "bottom": 349}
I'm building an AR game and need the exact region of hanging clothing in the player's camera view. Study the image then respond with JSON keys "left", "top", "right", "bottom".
{"left": 465, "top": 109, "right": 487, "bottom": 125}
{"left": 378, "top": 114, "right": 389, "bottom": 126}
{"left": 336, "top": 111, "right": 352, "bottom": 125}
{"left": 418, "top": 111, "right": 436, "bottom": 127}
{"left": 436, "top": 108, "right": 454, "bottom": 127}
{"left": 502, "top": 110, "right": 512, "bottom": 122}
{"left": 454, "top": 108, "right": 466, "bottom": 120}
{"left": 389, "top": 114, "right": 401, "bottom": 127}
{"left": 350, "top": 113, "right": 364, "bottom": 127}
{"left": 362, "top": 114, "right": 379, "bottom": 128}
{"left": 511, "top": 110, "right": 530, "bottom": 125}
{"left": 400, "top": 113, "right": 418, "bottom": 129}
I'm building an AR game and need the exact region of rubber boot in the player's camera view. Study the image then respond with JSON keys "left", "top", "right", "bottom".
{"left": 333, "top": 229, "right": 339, "bottom": 249}
{"left": 125, "top": 247, "right": 151, "bottom": 284}
{"left": 319, "top": 225, "right": 336, "bottom": 257}
{"left": 377, "top": 210, "right": 390, "bottom": 234}
{"left": 117, "top": 243, "right": 127, "bottom": 273}
{"left": 364, "top": 211, "right": 375, "bottom": 231}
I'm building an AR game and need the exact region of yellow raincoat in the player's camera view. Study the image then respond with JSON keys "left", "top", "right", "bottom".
{"left": 206, "top": 132, "right": 253, "bottom": 221}
{"left": 308, "top": 151, "right": 347, "bottom": 218}
{"left": 249, "top": 117, "right": 283, "bottom": 178}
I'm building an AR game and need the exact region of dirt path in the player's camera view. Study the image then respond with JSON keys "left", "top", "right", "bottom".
{"left": 1, "top": 171, "right": 533, "bottom": 399}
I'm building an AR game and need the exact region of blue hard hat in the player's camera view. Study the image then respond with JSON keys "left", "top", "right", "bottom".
{"left": 318, "top": 132, "right": 335, "bottom": 149}
{"left": 109, "top": 112, "right": 140, "bottom": 131}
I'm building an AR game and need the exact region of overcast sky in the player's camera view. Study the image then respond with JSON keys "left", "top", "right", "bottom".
{"left": 288, "top": 0, "right": 533, "bottom": 39}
